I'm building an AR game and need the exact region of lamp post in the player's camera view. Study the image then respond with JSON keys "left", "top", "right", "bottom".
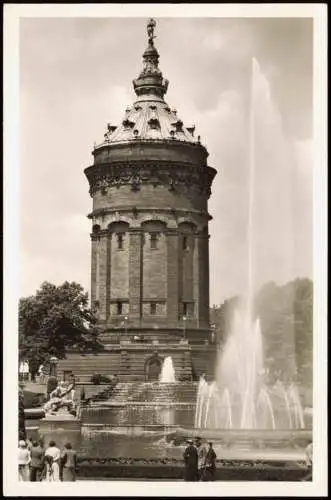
{"left": 124, "top": 316, "right": 128, "bottom": 336}
{"left": 183, "top": 316, "right": 187, "bottom": 339}
{"left": 49, "top": 356, "right": 58, "bottom": 378}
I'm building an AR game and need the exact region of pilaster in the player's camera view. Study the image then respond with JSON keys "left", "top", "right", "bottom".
{"left": 166, "top": 230, "right": 179, "bottom": 324}
{"left": 129, "top": 230, "right": 143, "bottom": 319}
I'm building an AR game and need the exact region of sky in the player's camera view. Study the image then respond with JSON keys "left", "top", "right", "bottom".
{"left": 19, "top": 17, "right": 313, "bottom": 305}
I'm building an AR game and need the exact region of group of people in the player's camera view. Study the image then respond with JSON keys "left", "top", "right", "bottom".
{"left": 18, "top": 438, "right": 77, "bottom": 482}
{"left": 183, "top": 437, "right": 217, "bottom": 481}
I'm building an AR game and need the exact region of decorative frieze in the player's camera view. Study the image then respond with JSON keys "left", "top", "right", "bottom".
{"left": 85, "top": 162, "right": 216, "bottom": 198}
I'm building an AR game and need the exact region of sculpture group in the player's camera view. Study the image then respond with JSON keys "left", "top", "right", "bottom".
{"left": 43, "top": 380, "right": 76, "bottom": 416}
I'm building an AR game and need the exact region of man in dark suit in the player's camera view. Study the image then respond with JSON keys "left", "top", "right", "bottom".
{"left": 183, "top": 439, "right": 198, "bottom": 481}
{"left": 29, "top": 440, "right": 45, "bottom": 481}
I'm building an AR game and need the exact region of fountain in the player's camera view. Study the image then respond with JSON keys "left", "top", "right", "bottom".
{"left": 194, "top": 58, "right": 307, "bottom": 433}
{"left": 194, "top": 309, "right": 305, "bottom": 430}
{"left": 159, "top": 356, "right": 176, "bottom": 383}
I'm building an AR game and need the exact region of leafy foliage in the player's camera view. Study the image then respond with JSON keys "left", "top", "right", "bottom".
{"left": 210, "top": 296, "right": 240, "bottom": 344}
{"left": 19, "top": 281, "right": 103, "bottom": 377}
{"left": 255, "top": 278, "right": 313, "bottom": 387}
{"left": 23, "top": 390, "right": 47, "bottom": 409}
{"left": 18, "top": 388, "right": 26, "bottom": 440}
{"left": 90, "top": 373, "right": 112, "bottom": 385}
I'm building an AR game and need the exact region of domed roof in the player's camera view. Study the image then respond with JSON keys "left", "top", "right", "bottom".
{"left": 101, "top": 102, "right": 198, "bottom": 144}
{"left": 94, "top": 19, "right": 201, "bottom": 150}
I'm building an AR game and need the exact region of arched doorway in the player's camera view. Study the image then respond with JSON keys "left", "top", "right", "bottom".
{"left": 145, "top": 354, "right": 163, "bottom": 381}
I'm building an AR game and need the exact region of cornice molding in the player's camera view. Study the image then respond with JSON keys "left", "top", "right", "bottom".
{"left": 88, "top": 207, "right": 212, "bottom": 221}
{"left": 90, "top": 227, "right": 210, "bottom": 239}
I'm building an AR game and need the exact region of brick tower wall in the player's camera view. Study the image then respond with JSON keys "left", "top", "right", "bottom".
{"left": 88, "top": 173, "right": 212, "bottom": 339}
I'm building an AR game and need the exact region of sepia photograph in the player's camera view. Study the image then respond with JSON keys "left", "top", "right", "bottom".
{"left": 3, "top": 3, "right": 327, "bottom": 497}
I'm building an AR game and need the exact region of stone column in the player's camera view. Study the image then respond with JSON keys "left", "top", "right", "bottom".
{"left": 106, "top": 234, "right": 112, "bottom": 320}
{"left": 129, "top": 230, "right": 143, "bottom": 319}
{"left": 97, "top": 231, "right": 109, "bottom": 321}
{"left": 166, "top": 230, "right": 179, "bottom": 326}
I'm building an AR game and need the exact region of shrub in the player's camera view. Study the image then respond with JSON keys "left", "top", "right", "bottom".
{"left": 90, "top": 373, "right": 112, "bottom": 385}
{"left": 23, "top": 390, "right": 47, "bottom": 409}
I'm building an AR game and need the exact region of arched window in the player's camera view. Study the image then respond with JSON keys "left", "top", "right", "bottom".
{"left": 116, "top": 301, "right": 123, "bottom": 315}
{"left": 141, "top": 220, "right": 167, "bottom": 250}
{"left": 150, "top": 303, "right": 157, "bottom": 315}
{"left": 178, "top": 221, "right": 196, "bottom": 252}
{"left": 108, "top": 221, "right": 130, "bottom": 250}
{"left": 117, "top": 233, "right": 124, "bottom": 250}
{"left": 150, "top": 233, "right": 159, "bottom": 249}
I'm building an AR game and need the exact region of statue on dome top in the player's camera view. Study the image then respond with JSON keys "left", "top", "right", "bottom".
{"left": 147, "top": 18, "right": 156, "bottom": 43}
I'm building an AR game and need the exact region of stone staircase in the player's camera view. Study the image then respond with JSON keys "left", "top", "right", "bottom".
{"left": 80, "top": 382, "right": 198, "bottom": 426}
{"left": 80, "top": 384, "right": 117, "bottom": 403}
{"left": 108, "top": 382, "right": 198, "bottom": 405}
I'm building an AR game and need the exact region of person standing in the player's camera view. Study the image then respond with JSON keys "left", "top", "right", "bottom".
{"left": 183, "top": 439, "right": 198, "bottom": 481}
{"left": 29, "top": 440, "right": 45, "bottom": 481}
{"left": 60, "top": 442, "right": 77, "bottom": 481}
{"left": 301, "top": 441, "right": 313, "bottom": 481}
{"left": 18, "top": 440, "right": 31, "bottom": 481}
{"left": 44, "top": 440, "right": 61, "bottom": 481}
{"left": 195, "top": 436, "right": 208, "bottom": 481}
{"left": 26, "top": 436, "right": 33, "bottom": 452}
{"left": 201, "top": 442, "right": 217, "bottom": 481}
{"left": 38, "top": 365, "right": 45, "bottom": 384}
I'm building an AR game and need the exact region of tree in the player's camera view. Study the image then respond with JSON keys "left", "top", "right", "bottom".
{"left": 210, "top": 278, "right": 313, "bottom": 390}
{"left": 254, "top": 278, "right": 313, "bottom": 386}
{"left": 292, "top": 278, "right": 313, "bottom": 388}
{"left": 18, "top": 387, "right": 26, "bottom": 440}
{"left": 19, "top": 281, "right": 103, "bottom": 380}
{"left": 210, "top": 296, "right": 240, "bottom": 345}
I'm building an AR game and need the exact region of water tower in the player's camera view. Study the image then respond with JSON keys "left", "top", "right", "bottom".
{"left": 60, "top": 19, "right": 217, "bottom": 382}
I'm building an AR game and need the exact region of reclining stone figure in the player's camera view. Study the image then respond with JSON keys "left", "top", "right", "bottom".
{"left": 43, "top": 380, "right": 76, "bottom": 416}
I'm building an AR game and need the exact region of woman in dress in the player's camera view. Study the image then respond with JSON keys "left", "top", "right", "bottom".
{"left": 18, "top": 440, "right": 31, "bottom": 481}
{"left": 44, "top": 440, "right": 61, "bottom": 481}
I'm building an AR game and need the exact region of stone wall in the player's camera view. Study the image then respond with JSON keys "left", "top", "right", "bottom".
{"left": 57, "top": 343, "right": 217, "bottom": 383}
{"left": 57, "top": 351, "right": 121, "bottom": 383}
{"left": 92, "top": 183, "right": 208, "bottom": 214}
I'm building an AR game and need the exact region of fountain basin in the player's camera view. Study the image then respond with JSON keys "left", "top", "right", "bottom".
{"left": 76, "top": 457, "right": 310, "bottom": 481}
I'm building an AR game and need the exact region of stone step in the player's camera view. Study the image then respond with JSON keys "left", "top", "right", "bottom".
{"left": 109, "top": 382, "right": 198, "bottom": 404}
